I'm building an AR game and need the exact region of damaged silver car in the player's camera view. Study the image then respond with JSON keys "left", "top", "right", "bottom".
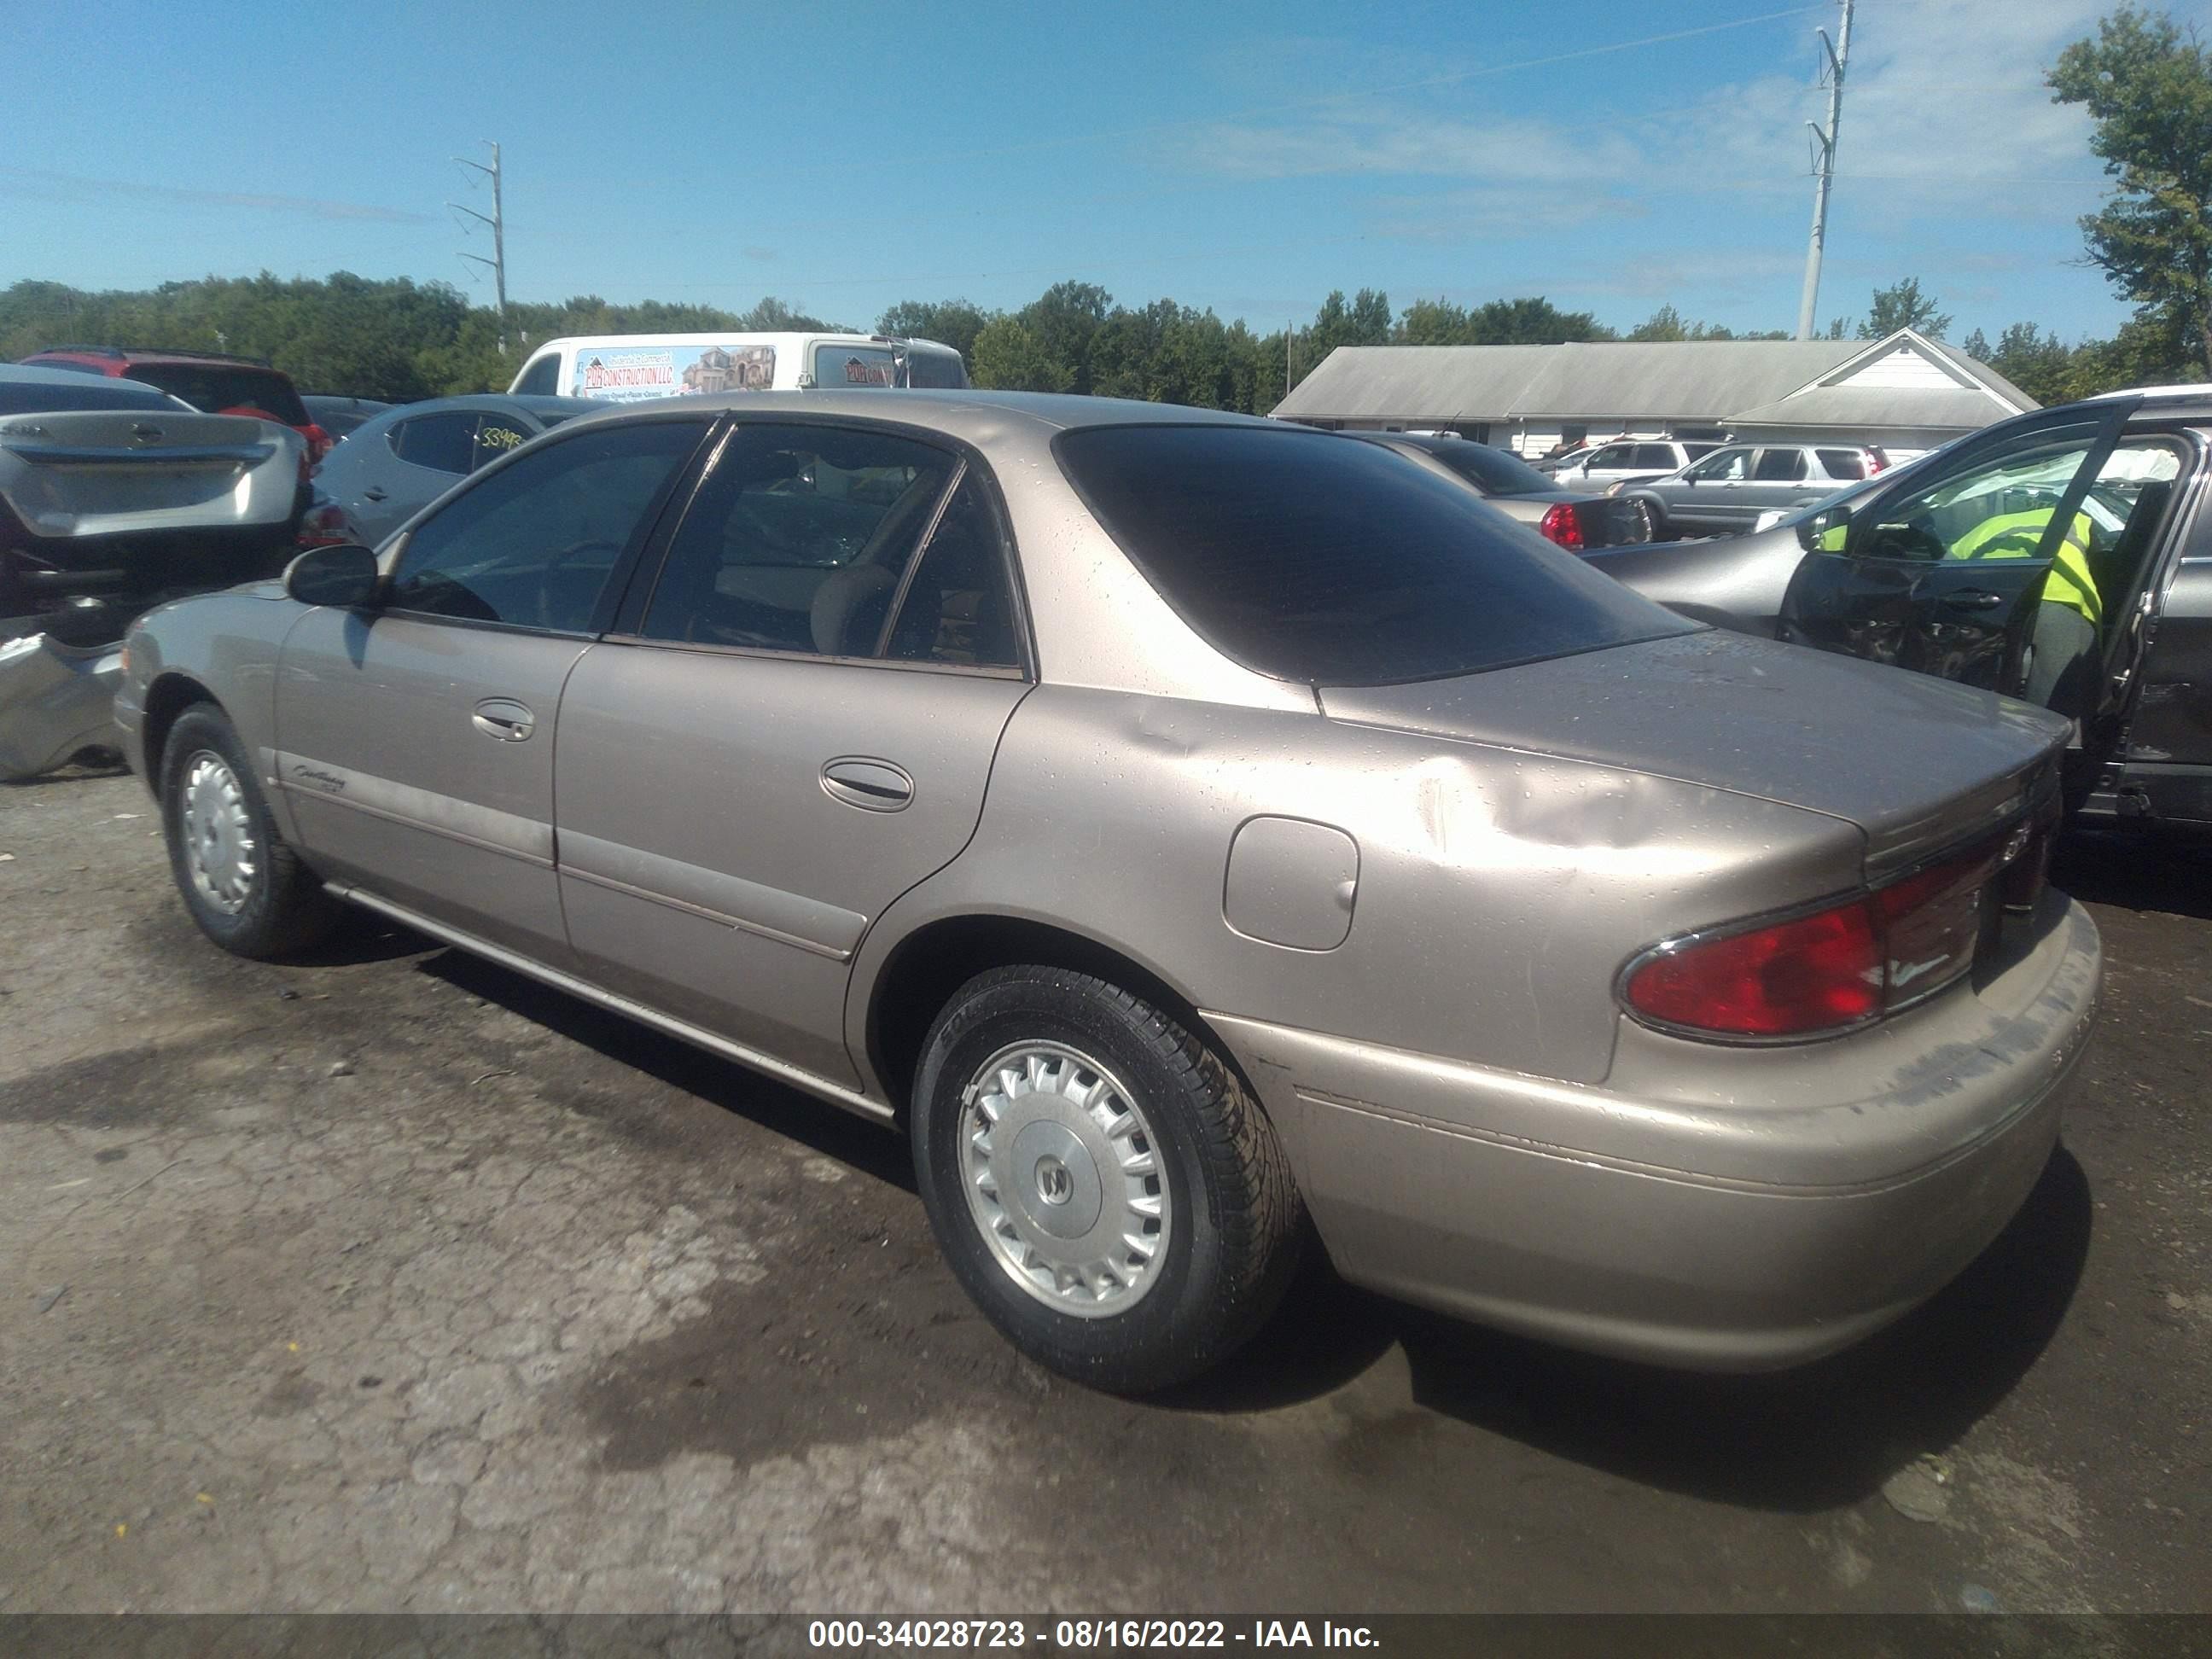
{"left": 0, "top": 365, "right": 305, "bottom": 778}
{"left": 118, "top": 392, "right": 2100, "bottom": 1391}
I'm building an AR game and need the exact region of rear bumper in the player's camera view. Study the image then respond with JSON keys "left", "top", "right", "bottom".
{"left": 1208, "top": 894, "right": 2100, "bottom": 1371}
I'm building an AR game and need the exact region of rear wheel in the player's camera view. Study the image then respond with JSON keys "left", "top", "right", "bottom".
{"left": 159, "top": 705, "right": 340, "bottom": 959}
{"left": 911, "top": 965, "right": 1305, "bottom": 1392}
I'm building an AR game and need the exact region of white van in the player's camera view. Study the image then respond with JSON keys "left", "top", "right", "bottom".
{"left": 506, "top": 332, "right": 968, "bottom": 403}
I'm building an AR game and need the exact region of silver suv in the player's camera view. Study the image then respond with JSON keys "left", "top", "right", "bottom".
{"left": 1545, "top": 438, "right": 1720, "bottom": 491}
{"left": 1615, "top": 442, "right": 1891, "bottom": 539}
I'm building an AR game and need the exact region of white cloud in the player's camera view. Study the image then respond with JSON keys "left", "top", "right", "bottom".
{"left": 1172, "top": 0, "right": 2111, "bottom": 227}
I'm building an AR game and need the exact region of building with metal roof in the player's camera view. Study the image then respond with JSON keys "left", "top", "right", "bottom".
{"left": 1271, "top": 329, "right": 2036, "bottom": 457}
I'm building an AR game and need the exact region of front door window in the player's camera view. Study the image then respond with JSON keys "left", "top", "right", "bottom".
{"left": 387, "top": 420, "right": 704, "bottom": 632}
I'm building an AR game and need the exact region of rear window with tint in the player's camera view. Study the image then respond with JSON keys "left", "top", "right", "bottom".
{"left": 1056, "top": 424, "right": 1696, "bottom": 686}
{"left": 132, "top": 364, "right": 309, "bottom": 426}
{"left": 0, "top": 377, "right": 177, "bottom": 414}
{"left": 1406, "top": 437, "right": 1555, "bottom": 498}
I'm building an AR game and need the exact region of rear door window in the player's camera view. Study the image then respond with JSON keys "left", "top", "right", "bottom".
{"left": 1633, "top": 444, "right": 1679, "bottom": 470}
{"left": 637, "top": 422, "right": 958, "bottom": 655}
{"left": 1753, "top": 448, "right": 1808, "bottom": 481}
{"left": 470, "top": 413, "right": 534, "bottom": 471}
{"left": 1417, "top": 439, "right": 1556, "bottom": 497}
{"left": 1055, "top": 423, "right": 1693, "bottom": 686}
{"left": 883, "top": 474, "right": 1022, "bottom": 667}
{"left": 390, "top": 413, "right": 476, "bottom": 475}
{"left": 1816, "top": 448, "right": 1868, "bottom": 481}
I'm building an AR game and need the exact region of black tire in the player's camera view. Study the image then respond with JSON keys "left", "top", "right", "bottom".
{"left": 159, "top": 704, "right": 341, "bottom": 959}
{"left": 911, "top": 964, "right": 1306, "bottom": 1392}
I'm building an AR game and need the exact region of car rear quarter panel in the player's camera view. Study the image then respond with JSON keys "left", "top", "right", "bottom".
{"left": 850, "top": 683, "right": 1866, "bottom": 1096}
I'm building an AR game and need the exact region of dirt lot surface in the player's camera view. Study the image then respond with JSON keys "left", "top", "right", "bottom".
{"left": 1, "top": 768, "right": 2206, "bottom": 1615}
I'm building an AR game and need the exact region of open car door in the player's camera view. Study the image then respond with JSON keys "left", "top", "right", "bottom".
{"left": 1778, "top": 401, "right": 2137, "bottom": 696}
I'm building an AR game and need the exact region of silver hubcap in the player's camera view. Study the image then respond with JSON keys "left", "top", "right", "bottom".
{"left": 179, "top": 751, "right": 257, "bottom": 915}
{"left": 959, "top": 1042, "right": 1170, "bottom": 1318}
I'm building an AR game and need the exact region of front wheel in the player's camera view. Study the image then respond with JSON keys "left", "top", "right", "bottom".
{"left": 911, "top": 965, "right": 1306, "bottom": 1392}
{"left": 160, "top": 705, "right": 341, "bottom": 959}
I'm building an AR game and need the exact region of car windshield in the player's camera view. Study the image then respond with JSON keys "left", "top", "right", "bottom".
{"left": 1057, "top": 423, "right": 1697, "bottom": 687}
{"left": 131, "top": 364, "right": 310, "bottom": 426}
{"left": 0, "top": 376, "right": 180, "bottom": 414}
{"left": 1404, "top": 437, "right": 1557, "bottom": 498}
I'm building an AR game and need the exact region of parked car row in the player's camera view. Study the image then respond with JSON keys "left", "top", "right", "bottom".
{"left": 1609, "top": 441, "right": 1892, "bottom": 539}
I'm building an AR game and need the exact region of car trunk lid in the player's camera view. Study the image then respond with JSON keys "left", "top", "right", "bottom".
{"left": 0, "top": 410, "right": 296, "bottom": 536}
{"left": 1319, "top": 628, "right": 2069, "bottom": 878}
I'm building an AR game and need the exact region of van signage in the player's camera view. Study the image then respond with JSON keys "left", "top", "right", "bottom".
{"left": 573, "top": 344, "right": 777, "bottom": 404}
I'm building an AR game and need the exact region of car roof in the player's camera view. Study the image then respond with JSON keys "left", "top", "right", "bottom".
{"left": 353, "top": 393, "right": 604, "bottom": 426}
{"left": 0, "top": 364, "right": 183, "bottom": 404}
{"left": 563, "top": 388, "right": 1278, "bottom": 442}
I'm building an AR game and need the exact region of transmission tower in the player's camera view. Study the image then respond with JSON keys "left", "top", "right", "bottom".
{"left": 450, "top": 141, "right": 509, "bottom": 354}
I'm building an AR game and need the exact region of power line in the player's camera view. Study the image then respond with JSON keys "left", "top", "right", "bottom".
{"left": 769, "top": 6, "right": 1831, "bottom": 179}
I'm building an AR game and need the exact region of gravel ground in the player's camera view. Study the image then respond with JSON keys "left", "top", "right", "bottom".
{"left": 1, "top": 768, "right": 2206, "bottom": 1615}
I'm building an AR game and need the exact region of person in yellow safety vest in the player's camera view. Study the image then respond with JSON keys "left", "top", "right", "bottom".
{"left": 1951, "top": 504, "right": 2101, "bottom": 713}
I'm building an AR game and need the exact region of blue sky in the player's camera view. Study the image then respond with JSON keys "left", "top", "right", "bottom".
{"left": 9, "top": 0, "right": 2203, "bottom": 344}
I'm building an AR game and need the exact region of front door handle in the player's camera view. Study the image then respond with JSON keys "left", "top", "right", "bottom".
{"left": 1942, "top": 589, "right": 2007, "bottom": 611}
{"left": 362, "top": 486, "right": 388, "bottom": 502}
{"left": 821, "top": 757, "right": 913, "bottom": 812}
{"left": 472, "top": 698, "right": 536, "bottom": 742}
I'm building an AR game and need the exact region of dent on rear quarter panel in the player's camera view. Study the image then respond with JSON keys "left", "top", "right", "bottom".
{"left": 850, "top": 683, "right": 1866, "bottom": 1094}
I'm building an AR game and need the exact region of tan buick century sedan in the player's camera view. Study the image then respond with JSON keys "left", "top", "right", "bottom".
{"left": 115, "top": 392, "right": 2100, "bottom": 1390}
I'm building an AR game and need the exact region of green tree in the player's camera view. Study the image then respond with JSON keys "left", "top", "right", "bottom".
{"left": 1016, "top": 281, "right": 1113, "bottom": 393}
{"left": 2049, "top": 6, "right": 2212, "bottom": 378}
{"left": 970, "top": 316, "right": 1073, "bottom": 392}
{"left": 1857, "top": 278, "right": 1953, "bottom": 340}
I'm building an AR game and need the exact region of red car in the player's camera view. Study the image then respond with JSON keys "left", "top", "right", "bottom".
{"left": 17, "top": 346, "right": 332, "bottom": 463}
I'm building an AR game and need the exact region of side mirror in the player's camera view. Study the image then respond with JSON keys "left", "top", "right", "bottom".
{"left": 284, "top": 544, "right": 381, "bottom": 609}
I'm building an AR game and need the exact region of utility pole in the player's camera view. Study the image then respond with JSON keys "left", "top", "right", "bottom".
{"left": 1794, "top": 0, "right": 1853, "bottom": 341}
{"left": 450, "top": 141, "right": 508, "bottom": 354}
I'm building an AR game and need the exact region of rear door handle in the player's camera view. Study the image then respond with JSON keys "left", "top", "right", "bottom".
{"left": 361, "top": 486, "right": 388, "bottom": 501}
{"left": 472, "top": 698, "right": 536, "bottom": 742}
{"left": 821, "top": 757, "right": 913, "bottom": 812}
{"left": 1942, "top": 589, "right": 2007, "bottom": 611}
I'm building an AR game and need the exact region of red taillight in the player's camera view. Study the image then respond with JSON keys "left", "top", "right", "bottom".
{"left": 1624, "top": 834, "right": 2014, "bottom": 1039}
{"left": 296, "top": 504, "right": 351, "bottom": 547}
{"left": 1627, "top": 902, "right": 1881, "bottom": 1038}
{"left": 1539, "top": 501, "right": 1586, "bottom": 550}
